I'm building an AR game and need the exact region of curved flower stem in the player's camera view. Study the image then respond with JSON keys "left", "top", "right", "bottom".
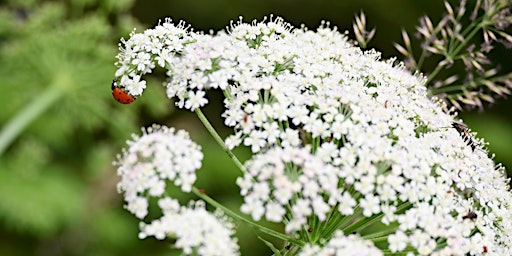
{"left": 194, "top": 108, "right": 247, "bottom": 174}
{"left": 192, "top": 187, "right": 304, "bottom": 246}
{"left": 362, "top": 226, "right": 398, "bottom": 241}
{"left": 193, "top": 110, "right": 301, "bottom": 245}
{"left": 0, "top": 85, "right": 62, "bottom": 155}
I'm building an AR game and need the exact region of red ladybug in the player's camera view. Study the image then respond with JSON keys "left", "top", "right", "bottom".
{"left": 111, "top": 79, "right": 135, "bottom": 104}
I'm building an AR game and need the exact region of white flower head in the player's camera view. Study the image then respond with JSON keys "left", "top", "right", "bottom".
{"left": 114, "top": 16, "right": 512, "bottom": 255}
{"left": 114, "top": 124, "right": 203, "bottom": 219}
{"left": 139, "top": 200, "right": 240, "bottom": 256}
{"left": 114, "top": 18, "right": 196, "bottom": 98}
{"left": 298, "top": 230, "right": 383, "bottom": 256}
{"left": 237, "top": 146, "right": 351, "bottom": 233}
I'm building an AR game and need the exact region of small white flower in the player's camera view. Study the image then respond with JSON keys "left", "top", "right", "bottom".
{"left": 262, "top": 122, "right": 280, "bottom": 144}
{"left": 359, "top": 194, "right": 380, "bottom": 217}
{"left": 224, "top": 132, "right": 242, "bottom": 150}
{"left": 388, "top": 230, "right": 408, "bottom": 253}
{"left": 354, "top": 175, "right": 375, "bottom": 195}
{"left": 279, "top": 128, "right": 300, "bottom": 147}
{"left": 158, "top": 197, "right": 180, "bottom": 214}
{"left": 132, "top": 52, "right": 152, "bottom": 71}
{"left": 243, "top": 130, "right": 267, "bottom": 153}
{"left": 126, "top": 197, "right": 148, "bottom": 219}
{"left": 338, "top": 191, "right": 356, "bottom": 215}
{"left": 265, "top": 202, "right": 286, "bottom": 222}
{"left": 121, "top": 74, "right": 147, "bottom": 96}
{"left": 240, "top": 197, "right": 265, "bottom": 221}
{"left": 185, "top": 90, "right": 208, "bottom": 110}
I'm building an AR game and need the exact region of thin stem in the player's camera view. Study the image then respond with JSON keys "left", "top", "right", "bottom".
{"left": 427, "top": 15, "right": 488, "bottom": 87}
{"left": 194, "top": 108, "right": 246, "bottom": 173}
{"left": 425, "top": 63, "right": 445, "bottom": 87}
{"left": 338, "top": 205, "right": 363, "bottom": 229}
{"left": 430, "top": 84, "right": 466, "bottom": 94}
{"left": 192, "top": 187, "right": 304, "bottom": 246}
{"left": 362, "top": 224, "right": 399, "bottom": 240}
{"left": 318, "top": 206, "right": 344, "bottom": 239}
{"left": 0, "top": 85, "right": 62, "bottom": 155}
{"left": 451, "top": 17, "right": 485, "bottom": 56}
{"left": 343, "top": 212, "right": 384, "bottom": 234}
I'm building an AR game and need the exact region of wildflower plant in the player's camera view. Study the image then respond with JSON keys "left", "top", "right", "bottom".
{"left": 113, "top": 13, "right": 512, "bottom": 256}
{"left": 393, "top": 0, "right": 512, "bottom": 110}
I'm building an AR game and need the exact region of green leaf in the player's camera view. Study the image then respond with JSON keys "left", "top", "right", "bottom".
{"left": 258, "top": 235, "right": 282, "bottom": 256}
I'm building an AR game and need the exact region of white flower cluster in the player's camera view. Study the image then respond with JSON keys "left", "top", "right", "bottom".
{"left": 115, "top": 124, "right": 202, "bottom": 219}
{"left": 115, "top": 125, "right": 239, "bottom": 255}
{"left": 237, "top": 146, "right": 355, "bottom": 233}
{"left": 139, "top": 199, "right": 239, "bottom": 256}
{"left": 115, "top": 17, "right": 512, "bottom": 255}
{"left": 115, "top": 19, "right": 196, "bottom": 96}
{"left": 298, "top": 230, "right": 382, "bottom": 256}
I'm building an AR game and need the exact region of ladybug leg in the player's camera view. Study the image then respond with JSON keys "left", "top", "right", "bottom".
{"left": 111, "top": 79, "right": 118, "bottom": 90}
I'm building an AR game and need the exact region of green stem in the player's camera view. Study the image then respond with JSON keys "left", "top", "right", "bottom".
{"left": 343, "top": 201, "right": 412, "bottom": 237}
{"left": 343, "top": 212, "right": 383, "bottom": 235}
{"left": 424, "top": 63, "right": 445, "bottom": 88}
{"left": 424, "top": 16, "right": 485, "bottom": 87}
{"left": 451, "top": 18, "right": 485, "bottom": 56}
{"left": 0, "top": 86, "right": 62, "bottom": 155}
{"left": 430, "top": 84, "right": 466, "bottom": 94}
{"left": 192, "top": 187, "right": 304, "bottom": 246}
{"left": 194, "top": 108, "right": 246, "bottom": 173}
{"left": 362, "top": 225, "right": 399, "bottom": 240}
{"left": 338, "top": 205, "right": 363, "bottom": 229}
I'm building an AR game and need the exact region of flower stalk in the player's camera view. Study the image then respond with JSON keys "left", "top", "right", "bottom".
{"left": 194, "top": 108, "right": 247, "bottom": 173}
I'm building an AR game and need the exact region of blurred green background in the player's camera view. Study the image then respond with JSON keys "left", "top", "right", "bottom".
{"left": 0, "top": 0, "right": 510, "bottom": 255}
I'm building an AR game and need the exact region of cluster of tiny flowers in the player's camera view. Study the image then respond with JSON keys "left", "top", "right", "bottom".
{"left": 115, "top": 125, "right": 239, "bottom": 255}
{"left": 114, "top": 17, "right": 512, "bottom": 255}
{"left": 139, "top": 199, "right": 239, "bottom": 256}
{"left": 237, "top": 146, "right": 348, "bottom": 233}
{"left": 298, "top": 231, "right": 382, "bottom": 256}
{"left": 114, "top": 19, "right": 190, "bottom": 96}
{"left": 114, "top": 124, "right": 203, "bottom": 219}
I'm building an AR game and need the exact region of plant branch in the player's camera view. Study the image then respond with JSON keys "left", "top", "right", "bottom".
{"left": 194, "top": 108, "right": 247, "bottom": 173}
{"left": 0, "top": 86, "right": 62, "bottom": 155}
{"left": 192, "top": 187, "right": 304, "bottom": 246}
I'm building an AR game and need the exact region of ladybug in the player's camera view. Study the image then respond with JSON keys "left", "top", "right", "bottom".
{"left": 111, "top": 79, "right": 135, "bottom": 104}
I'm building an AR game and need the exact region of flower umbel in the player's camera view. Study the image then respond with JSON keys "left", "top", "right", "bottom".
{"left": 114, "top": 125, "right": 240, "bottom": 255}
{"left": 139, "top": 200, "right": 240, "bottom": 256}
{"left": 299, "top": 230, "right": 382, "bottom": 256}
{"left": 114, "top": 16, "right": 512, "bottom": 255}
{"left": 115, "top": 124, "right": 203, "bottom": 219}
